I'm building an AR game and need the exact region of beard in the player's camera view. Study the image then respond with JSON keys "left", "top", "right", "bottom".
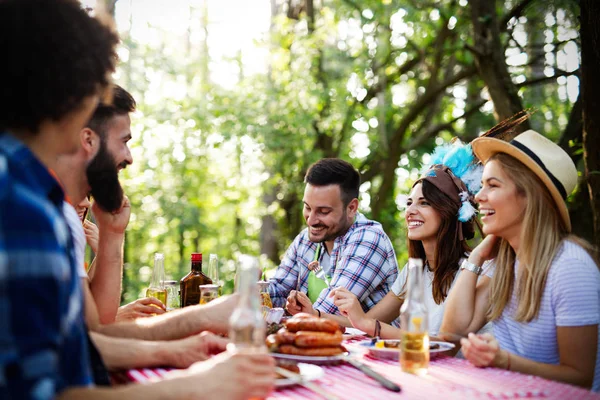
{"left": 308, "top": 209, "right": 352, "bottom": 243}
{"left": 86, "top": 139, "right": 124, "bottom": 213}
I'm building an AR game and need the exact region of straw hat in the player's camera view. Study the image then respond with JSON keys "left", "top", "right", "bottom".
{"left": 471, "top": 129, "right": 578, "bottom": 232}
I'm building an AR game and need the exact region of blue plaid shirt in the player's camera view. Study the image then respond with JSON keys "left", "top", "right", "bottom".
{"left": 269, "top": 213, "right": 399, "bottom": 314}
{"left": 0, "top": 134, "right": 92, "bottom": 399}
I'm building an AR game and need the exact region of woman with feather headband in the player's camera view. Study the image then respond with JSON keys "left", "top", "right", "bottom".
{"left": 325, "top": 140, "right": 493, "bottom": 339}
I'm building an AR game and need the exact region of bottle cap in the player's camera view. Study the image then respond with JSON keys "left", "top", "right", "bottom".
{"left": 191, "top": 253, "right": 202, "bottom": 262}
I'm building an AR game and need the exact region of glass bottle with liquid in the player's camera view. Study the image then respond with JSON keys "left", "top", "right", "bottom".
{"left": 146, "top": 253, "right": 167, "bottom": 308}
{"left": 180, "top": 252, "right": 212, "bottom": 308}
{"left": 229, "top": 255, "right": 266, "bottom": 351}
{"left": 400, "top": 258, "right": 429, "bottom": 375}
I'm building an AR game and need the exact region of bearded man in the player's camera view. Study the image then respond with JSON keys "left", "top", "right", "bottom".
{"left": 269, "top": 158, "right": 398, "bottom": 321}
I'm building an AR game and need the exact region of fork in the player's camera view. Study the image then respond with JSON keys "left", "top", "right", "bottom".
{"left": 294, "top": 264, "right": 303, "bottom": 305}
{"left": 313, "top": 264, "right": 331, "bottom": 288}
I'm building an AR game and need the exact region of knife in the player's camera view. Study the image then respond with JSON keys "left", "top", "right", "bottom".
{"left": 275, "top": 367, "right": 340, "bottom": 400}
{"left": 343, "top": 356, "right": 401, "bottom": 392}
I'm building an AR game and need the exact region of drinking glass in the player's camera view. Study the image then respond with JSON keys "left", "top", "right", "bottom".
{"left": 199, "top": 284, "right": 219, "bottom": 304}
{"left": 257, "top": 281, "right": 272, "bottom": 309}
{"left": 207, "top": 254, "right": 220, "bottom": 288}
{"left": 162, "top": 280, "right": 179, "bottom": 311}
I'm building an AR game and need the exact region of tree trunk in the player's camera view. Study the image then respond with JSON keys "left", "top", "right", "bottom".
{"left": 260, "top": 191, "right": 280, "bottom": 264}
{"left": 470, "top": 0, "right": 529, "bottom": 129}
{"left": 580, "top": 0, "right": 600, "bottom": 245}
{"left": 525, "top": 11, "right": 545, "bottom": 133}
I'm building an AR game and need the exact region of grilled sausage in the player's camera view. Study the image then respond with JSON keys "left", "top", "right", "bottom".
{"left": 265, "top": 334, "right": 279, "bottom": 351}
{"left": 294, "top": 331, "right": 343, "bottom": 348}
{"left": 278, "top": 344, "right": 344, "bottom": 356}
{"left": 275, "top": 328, "right": 297, "bottom": 345}
{"left": 285, "top": 318, "right": 340, "bottom": 334}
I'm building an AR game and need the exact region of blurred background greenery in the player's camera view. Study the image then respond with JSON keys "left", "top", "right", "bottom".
{"left": 84, "top": 0, "right": 591, "bottom": 304}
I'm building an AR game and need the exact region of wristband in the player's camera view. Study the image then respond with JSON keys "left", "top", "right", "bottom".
{"left": 374, "top": 320, "right": 381, "bottom": 338}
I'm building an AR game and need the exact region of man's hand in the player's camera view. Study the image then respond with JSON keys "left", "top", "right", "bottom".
{"left": 83, "top": 219, "right": 99, "bottom": 254}
{"left": 165, "top": 332, "right": 229, "bottom": 368}
{"left": 116, "top": 297, "right": 166, "bottom": 322}
{"left": 286, "top": 290, "right": 315, "bottom": 316}
{"left": 92, "top": 195, "right": 131, "bottom": 235}
{"left": 174, "top": 351, "right": 275, "bottom": 400}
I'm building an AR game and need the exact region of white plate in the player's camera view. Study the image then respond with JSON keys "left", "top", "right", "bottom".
{"left": 272, "top": 351, "right": 348, "bottom": 365}
{"left": 343, "top": 327, "right": 367, "bottom": 339}
{"left": 358, "top": 339, "right": 455, "bottom": 361}
{"left": 275, "top": 363, "right": 324, "bottom": 387}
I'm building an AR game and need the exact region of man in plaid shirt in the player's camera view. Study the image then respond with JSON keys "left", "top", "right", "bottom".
{"left": 270, "top": 158, "right": 399, "bottom": 317}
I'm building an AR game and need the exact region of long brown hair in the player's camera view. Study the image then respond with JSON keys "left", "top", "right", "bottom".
{"left": 405, "top": 180, "right": 475, "bottom": 304}
{"left": 488, "top": 153, "right": 598, "bottom": 321}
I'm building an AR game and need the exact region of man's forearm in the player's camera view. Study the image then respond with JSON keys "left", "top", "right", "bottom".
{"left": 96, "top": 295, "right": 235, "bottom": 341}
{"left": 89, "top": 332, "right": 171, "bottom": 369}
{"left": 89, "top": 232, "right": 124, "bottom": 324}
{"left": 57, "top": 378, "right": 185, "bottom": 400}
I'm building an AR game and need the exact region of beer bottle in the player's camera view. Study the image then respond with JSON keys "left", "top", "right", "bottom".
{"left": 400, "top": 258, "right": 429, "bottom": 375}
{"left": 146, "top": 253, "right": 167, "bottom": 308}
{"left": 229, "top": 255, "right": 266, "bottom": 351}
{"left": 180, "top": 252, "right": 212, "bottom": 308}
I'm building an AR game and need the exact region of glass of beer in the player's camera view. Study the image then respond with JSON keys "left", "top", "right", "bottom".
{"left": 257, "top": 281, "right": 272, "bottom": 308}
{"left": 199, "top": 284, "right": 219, "bottom": 305}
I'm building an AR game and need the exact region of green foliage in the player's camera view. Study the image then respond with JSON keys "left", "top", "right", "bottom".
{"left": 113, "top": 0, "right": 583, "bottom": 304}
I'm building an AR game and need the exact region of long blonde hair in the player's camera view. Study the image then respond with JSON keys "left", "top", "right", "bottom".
{"left": 488, "top": 153, "right": 569, "bottom": 322}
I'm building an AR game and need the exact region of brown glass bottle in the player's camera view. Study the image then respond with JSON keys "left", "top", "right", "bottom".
{"left": 180, "top": 253, "right": 213, "bottom": 307}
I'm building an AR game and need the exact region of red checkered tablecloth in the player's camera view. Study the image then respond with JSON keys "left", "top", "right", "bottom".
{"left": 120, "top": 338, "right": 600, "bottom": 399}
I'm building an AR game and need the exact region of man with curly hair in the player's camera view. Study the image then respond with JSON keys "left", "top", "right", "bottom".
{"left": 0, "top": 2, "right": 275, "bottom": 399}
{"left": 0, "top": 0, "right": 119, "bottom": 397}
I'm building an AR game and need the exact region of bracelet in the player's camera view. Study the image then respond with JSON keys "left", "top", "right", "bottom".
{"left": 460, "top": 259, "right": 483, "bottom": 276}
{"left": 316, "top": 309, "right": 321, "bottom": 318}
{"left": 374, "top": 320, "right": 381, "bottom": 338}
{"left": 505, "top": 351, "right": 511, "bottom": 371}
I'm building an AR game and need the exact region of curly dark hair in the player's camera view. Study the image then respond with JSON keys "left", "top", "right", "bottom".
{"left": 0, "top": 0, "right": 119, "bottom": 134}
{"left": 88, "top": 85, "right": 136, "bottom": 140}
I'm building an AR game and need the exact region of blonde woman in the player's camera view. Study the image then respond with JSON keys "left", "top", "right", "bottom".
{"left": 441, "top": 130, "right": 600, "bottom": 390}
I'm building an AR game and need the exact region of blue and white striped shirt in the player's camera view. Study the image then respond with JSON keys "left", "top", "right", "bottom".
{"left": 493, "top": 240, "right": 600, "bottom": 391}
{"left": 0, "top": 133, "right": 92, "bottom": 399}
{"left": 269, "top": 212, "right": 399, "bottom": 314}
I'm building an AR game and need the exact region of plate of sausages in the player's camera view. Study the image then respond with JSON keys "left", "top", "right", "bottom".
{"left": 266, "top": 313, "right": 348, "bottom": 365}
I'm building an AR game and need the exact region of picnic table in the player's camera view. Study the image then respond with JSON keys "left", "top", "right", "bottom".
{"left": 118, "top": 336, "right": 600, "bottom": 399}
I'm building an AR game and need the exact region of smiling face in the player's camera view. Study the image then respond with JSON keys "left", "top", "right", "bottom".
{"left": 302, "top": 183, "right": 357, "bottom": 243}
{"left": 405, "top": 183, "right": 443, "bottom": 244}
{"left": 104, "top": 113, "right": 133, "bottom": 171}
{"left": 475, "top": 160, "right": 527, "bottom": 243}
{"left": 75, "top": 196, "right": 91, "bottom": 221}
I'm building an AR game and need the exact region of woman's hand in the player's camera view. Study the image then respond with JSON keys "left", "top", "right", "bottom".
{"left": 83, "top": 220, "right": 99, "bottom": 254}
{"left": 285, "top": 291, "right": 316, "bottom": 316}
{"left": 469, "top": 235, "right": 500, "bottom": 266}
{"left": 330, "top": 287, "right": 368, "bottom": 331}
{"left": 116, "top": 297, "right": 166, "bottom": 321}
{"left": 460, "top": 332, "right": 509, "bottom": 369}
